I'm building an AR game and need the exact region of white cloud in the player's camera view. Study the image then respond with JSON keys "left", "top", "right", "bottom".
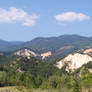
{"left": 55, "top": 12, "right": 90, "bottom": 22}
{"left": 0, "top": 7, "right": 39, "bottom": 26}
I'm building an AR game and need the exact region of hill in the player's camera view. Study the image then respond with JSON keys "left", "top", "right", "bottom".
{"left": 2, "top": 35, "right": 92, "bottom": 60}
{"left": 0, "top": 40, "right": 23, "bottom": 51}
{"left": 18, "top": 35, "right": 92, "bottom": 52}
{"left": 1, "top": 35, "right": 92, "bottom": 60}
{"left": 0, "top": 55, "right": 92, "bottom": 92}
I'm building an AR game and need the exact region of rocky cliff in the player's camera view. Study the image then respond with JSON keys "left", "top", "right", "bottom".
{"left": 14, "top": 49, "right": 52, "bottom": 59}
{"left": 55, "top": 53, "right": 92, "bottom": 71}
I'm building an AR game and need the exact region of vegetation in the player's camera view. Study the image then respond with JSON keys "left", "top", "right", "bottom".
{"left": 0, "top": 56, "right": 92, "bottom": 92}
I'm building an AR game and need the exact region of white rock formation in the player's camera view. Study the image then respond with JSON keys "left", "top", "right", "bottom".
{"left": 84, "top": 48, "right": 92, "bottom": 54}
{"left": 55, "top": 53, "right": 92, "bottom": 71}
{"left": 14, "top": 49, "right": 52, "bottom": 59}
{"left": 41, "top": 51, "right": 52, "bottom": 59}
{"left": 14, "top": 49, "right": 37, "bottom": 58}
{"left": 88, "top": 69, "right": 92, "bottom": 73}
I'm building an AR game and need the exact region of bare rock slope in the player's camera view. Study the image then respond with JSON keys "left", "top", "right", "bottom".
{"left": 14, "top": 49, "right": 52, "bottom": 59}
{"left": 56, "top": 53, "right": 92, "bottom": 71}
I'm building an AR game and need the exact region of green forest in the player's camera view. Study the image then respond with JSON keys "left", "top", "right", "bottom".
{"left": 0, "top": 56, "right": 92, "bottom": 92}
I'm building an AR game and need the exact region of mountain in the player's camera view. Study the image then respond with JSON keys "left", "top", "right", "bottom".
{"left": 3, "top": 35, "right": 92, "bottom": 60}
{"left": 1, "top": 34, "right": 92, "bottom": 60}
{"left": 0, "top": 35, "right": 92, "bottom": 91}
{"left": 0, "top": 40, "right": 24, "bottom": 51}
{"left": 23, "top": 35, "right": 92, "bottom": 51}
{"left": 20, "top": 35, "right": 91, "bottom": 52}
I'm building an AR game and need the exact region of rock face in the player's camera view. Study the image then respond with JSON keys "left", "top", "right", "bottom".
{"left": 84, "top": 48, "right": 92, "bottom": 54}
{"left": 55, "top": 53, "right": 92, "bottom": 71}
{"left": 14, "top": 49, "right": 52, "bottom": 59}
{"left": 77, "top": 47, "right": 92, "bottom": 56}
{"left": 41, "top": 51, "right": 52, "bottom": 59}
{"left": 14, "top": 49, "right": 38, "bottom": 59}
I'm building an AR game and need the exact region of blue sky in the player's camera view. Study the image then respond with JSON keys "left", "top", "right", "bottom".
{"left": 0, "top": 0, "right": 92, "bottom": 41}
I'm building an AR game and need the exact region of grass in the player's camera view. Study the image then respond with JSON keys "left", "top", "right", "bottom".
{"left": 0, "top": 87, "right": 20, "bottom": 92}
{"left": 0, "top": 87, "right": 70, "bottom": 92}
{"left": 0, "top": 87, "right": 92, "bottom": 92}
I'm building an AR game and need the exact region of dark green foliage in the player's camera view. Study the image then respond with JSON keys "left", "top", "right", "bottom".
{"left": 0, "top": 56, "right": 92, "bottom": 92}
{"left": 84, "top": 61, "right": 92, "bottom": 68}
{"left": 0, "top": 55, "right": 13, "bottom": 64}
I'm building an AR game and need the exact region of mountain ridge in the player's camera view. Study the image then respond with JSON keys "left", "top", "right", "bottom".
{"left": 1, "top": 34, "right": 92, "bottom": 60}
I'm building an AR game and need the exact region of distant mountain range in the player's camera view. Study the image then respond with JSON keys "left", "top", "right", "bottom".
{"left": 0, "top": 34, "right": 92, "bottom": 72}
{"left": 1, "top": 35, "right": 92, "bottom": 60}
{"left": 0, "top": 40, "right": 23, "bottom": 51}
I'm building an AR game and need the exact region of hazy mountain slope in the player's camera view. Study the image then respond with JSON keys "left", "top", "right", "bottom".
{"left": 23, "top": 35, "right": 91, "bottom": 52}
{"left": 0, "top": 40, "right": 24, "bottom": 51}
{"left": 1, "top": 35, "right": 92, "bottom": 60}
{"left": 4, "top": 35, "right": 92, "bottom": 51}
{"left": 17, "top": 35, "right": 92, "bottom": 53}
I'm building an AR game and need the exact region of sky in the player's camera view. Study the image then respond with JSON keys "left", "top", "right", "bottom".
{"left": 0, "top": 0, "right": 92, "bottom": 41}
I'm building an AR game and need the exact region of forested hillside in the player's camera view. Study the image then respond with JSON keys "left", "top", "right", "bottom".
{"left": 0, "top": 56, "right": 92, "bottom": 92}
{"left": 0, "top": 35, "right": 92, "bottom": 92}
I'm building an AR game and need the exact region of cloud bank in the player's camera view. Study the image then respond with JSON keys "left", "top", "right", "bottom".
{"left": 0, "top": 7, "right": 39, "bottom": 26}
{"left": 55, "top": 12, "right": 90, "bottom": 22}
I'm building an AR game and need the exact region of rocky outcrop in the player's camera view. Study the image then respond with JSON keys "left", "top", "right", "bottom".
{"left": 77, "top": 48, "right": 92, "bottom": 56}
{"left": 55, "top": 53, "right": 92, "bottom": 71}
{"left": 14, "top": 49, "right": 38, "bottom": 59}
{"left": 41, "top": 51, "right": 52, "bottom": 59}
{"left": 14, "top": 49, "right": 52, "bottom": 59}
{"left": 84, "top": 48, "right": 92, "bottom": 54}
{"left": 88, "top": 69, "right": 92, "bottom": 73}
